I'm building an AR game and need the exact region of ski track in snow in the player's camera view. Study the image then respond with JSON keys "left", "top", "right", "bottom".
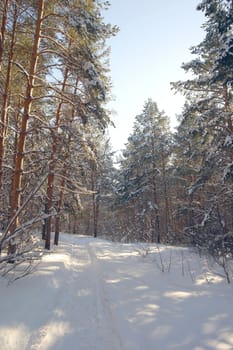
{"left": 25, "top": 239, "right": 124, "bottom": 350}
{"left": 0, "top": 234, "right": 233, "bottom": 350}
{"left": 87, "top": 243, "right": 124, "bottom": 350}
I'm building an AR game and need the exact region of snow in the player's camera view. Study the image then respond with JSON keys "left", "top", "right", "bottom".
{"left": 0, "top": 234, "right": 233, "bottom": 350}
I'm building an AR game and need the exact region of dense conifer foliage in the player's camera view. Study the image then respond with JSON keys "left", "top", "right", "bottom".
{"left": 0, "top": 0, "right": 232, "bottom": 279}
{"left": 109, "top": 0, "right": 233, "bottom": 273}
{"left": 0, "top": 0, "right": 118, "bottom": 271}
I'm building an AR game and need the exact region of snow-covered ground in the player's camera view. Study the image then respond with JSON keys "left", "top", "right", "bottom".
{"left": 0, "top": 234, "right": 233, "bottom": 350}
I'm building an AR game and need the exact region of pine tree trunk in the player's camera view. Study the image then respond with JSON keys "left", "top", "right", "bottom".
{"left": 91, "top": 163, "right": 99, "bottom": 238}
{"left": 8, "top": 0, "right": 44, "bottom": 254}
{"left": 54, "top": 167, "right": 66, "bottom": 245}
{"left": 0, "top": 1, "right": 17, "bottom": 189}
{"left": 54, "top": 74, "right": 78, "bottom": 244}
{"left": 44, "top": 66, "right": 69, "bottom": 250}
{"left": 161, "top": 152, "right": 170, "bottom": 240}
{"left": 223, "top": 85, "right": 233, "bottom": 232}
{"left": 93, "top": 192, "right": 99, "bottom": 238}
{"left": 152, "top": 175, "right": 160, "bottom": 243}
{"left": 0, "top": 0, "right": 9, "bottom": 71}
{"left": 54, "top": 213, "right": 60, "bottom": 246}
{"left": 42, "top": 203, "right": 48, "bottom": 240}
{"left": 223, "top": 86, "right": 233, "bottom": 135}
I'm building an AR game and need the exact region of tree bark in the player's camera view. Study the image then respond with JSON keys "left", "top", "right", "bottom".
{"left": 152, "top": 173, "right": 160, "bottom": 243}
{"left": 54, "top": 171, "right": 66, "bottom": 245}
{"left": 0, "top": 0, "right": 9, "bottom": 71}
{"left": 44, "top": 66, "right": 69, "bottom": 250}
{"left": 53, "top": 73, "right": 79, "bottom": 245}
{"left": 223, "top": 85, "right": 233, "bottom": 232}
{"left": 161, "top": 150, "right": 170, "bottom": 240}
{"left": 223, "top": 86, "right": 233, "bottom": 135}
{"left": 0, "top": 2, "right": 18, "bottom": 190}
{"left": 8, "top": 0, "right": 44, "bottom": 253}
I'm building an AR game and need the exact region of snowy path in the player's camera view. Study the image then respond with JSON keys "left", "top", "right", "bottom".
{"left": 0, "top": 234, "right": 233, "bottom": 350}
{"left": 26, "top": 237, "right": 124, "bottom": 350}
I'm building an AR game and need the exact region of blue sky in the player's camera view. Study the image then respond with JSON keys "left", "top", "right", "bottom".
{"left": 104, "top": 0, "right": 205, "bottom": 152}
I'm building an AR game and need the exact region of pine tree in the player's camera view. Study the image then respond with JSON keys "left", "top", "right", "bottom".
{"left": 0, "top": 0, "right": 118, "bottom": 270}
{"left": 42, "top": 0, "right": 117, "bottom": 249}
{"left": 171, "top": 0, "right": 233, "bottom": 257}
{"left": 116, "top": 99, "right": 172, "bottom": 243}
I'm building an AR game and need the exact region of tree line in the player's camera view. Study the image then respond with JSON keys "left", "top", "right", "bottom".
{"left": 0, "top": 0, "right": 118, "bottom": 273}
{"left": 108, "top": 0, "right": 233, "bottom": 278}
{"left": 0, "top": 0, "right": 232, "bottom": 280}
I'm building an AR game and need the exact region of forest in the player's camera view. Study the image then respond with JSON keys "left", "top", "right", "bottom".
{"left": 0, "top": 0, "right": 232, "bottom": 280}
